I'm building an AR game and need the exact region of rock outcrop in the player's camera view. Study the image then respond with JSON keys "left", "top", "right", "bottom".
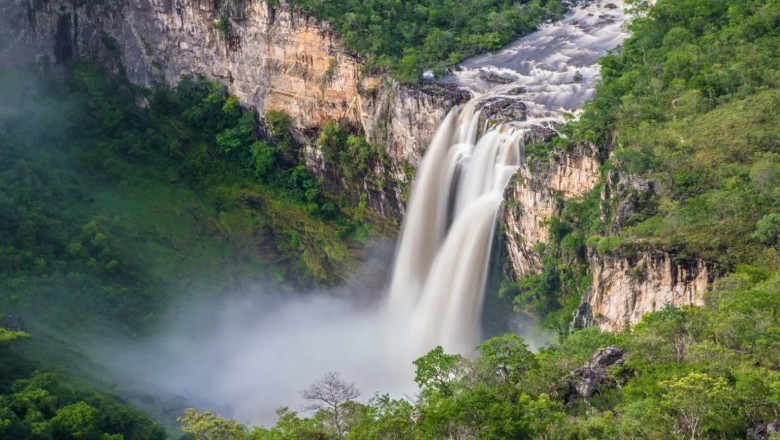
{"left": 360, "top": 80, "right": 470, "bottom": 168}
{"left": 501, "top": 144, "right": 716, "bottom": 331}
{"left": 573, "top": 252, "right": 713, "bottom": 331}
{"left": 748, "top": 420, "right": 780, "bottom": 440}
{"left": 564, "top": 345, "right": 625, "bottom": 401}
{"left": 502, "top": 151, "right": 601, "bottom": 277}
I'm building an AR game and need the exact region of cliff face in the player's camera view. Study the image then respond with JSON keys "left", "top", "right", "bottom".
{"left": 502, "top": 147, "right": 715, "bottom": 331}
{"left": 360, "top": 80, "right": 470, "bottom": 168}
{"left": 4, "top": 0, "right": 465, "bottom": 221}
{"left": 503, "top": 152, "right": 601, "bottom": 277}
{"left": 574, "top": 252, "right": 712, "bottom": 331}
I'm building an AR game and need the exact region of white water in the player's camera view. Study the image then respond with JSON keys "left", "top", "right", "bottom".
{"left": 388, "top": 102, "right": 524, "bottom": 355}
{"left": 388, "top": 0, "right": 630, "bottom": 355}
{"left": 101, "top": 0, "right": 631, "bottom": 426}
{"left": 444, "top": 0, "right": 629, "bottom": 125}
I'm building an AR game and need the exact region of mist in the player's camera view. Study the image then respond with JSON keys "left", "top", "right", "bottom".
{"left": 98, "top": 280, "right": 427, "bottom": 426}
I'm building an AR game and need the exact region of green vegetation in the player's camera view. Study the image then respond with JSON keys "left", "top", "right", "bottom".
{"left": 314, "top": 121, "right": 396, "bottom": 224}
{"left": 503, "top": 0, "right": 780, "bottom": 333}
{"left": 179, "top": 274, "right": 780, "bottom": 438}
{"left": 0, "top": 59, "right": 375, "bottom": 436}
{"left": 287, "top": 0, "right": 566, "bottom": 82}
{"left": 1, "top": 336, "right": 165, "bottom": 439}
{"left": 504, "top": 188, "right": 603, "bottom": 335}
{"left": 0, "top": 61, "right": 366, "bottom": 334}
{"left": 578, "top": 0, "right": 780, "bottom": 267}
{"left": 214, "top": 18, "right": 231, "bottom": 39}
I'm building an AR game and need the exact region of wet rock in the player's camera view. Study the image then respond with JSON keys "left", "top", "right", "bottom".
{"left": 412, "top": 82, "right": 472, "bottom": 103}
{"left": 566, "top": 346, "right": 625, "bottom": 400}
{"left": 604, "top": 3, "right": 618, "bottom": 9}
{"left": 505, "top": 86, "right": 528, "bottom": 95}
{"left": 480, "top": 72, "right": 515, "bottom": 84}
{"left": 1, "top": 315, "right": 26, "bottom": 331}
{"left": 477, "top": 97, "right": 527, "bottom": 125}
{"left": 570, "top": 302, "right": 597, "bottom": 330}
{"left": 524, "top": 125, "right": 558, "bottom": 144}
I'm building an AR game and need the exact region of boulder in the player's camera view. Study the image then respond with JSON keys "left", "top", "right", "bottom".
{"left": 566, "top": 345, "right": 625, "bottom": 400}
{"left": 477, "top": 97, "right": 527, "bottom": 125}
{"left": 480, "top": 73, "right": 515, "bottom": 84}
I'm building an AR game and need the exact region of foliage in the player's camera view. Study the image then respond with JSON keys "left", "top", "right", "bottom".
{"left": 0, "top": 60, "right": 370, "bottom": 344}
{"left": 178, "top": 408, "right": 247, "bottom": 440}
{"left": 213, "top": 18, "right": 231, "bottom": 39}
{"left": 0, "top": 346, "right": 164, "bottom": 440}
{"left": 287, "top": 0, "right": 566, "bottom": 82}
{"left": 200, "top": 269, "right": 780, "bottom": 438}
{"left": 507, "top": 188, "right": 602, "bottom": 335}
{"left": 0, "top": 60, "right": 373, "bottom": 436}
{"left": 314, "top": 121, "right": 395, "bottom": 225}
{"left": 571, "top": 0, "right": 780, "bottom": 269}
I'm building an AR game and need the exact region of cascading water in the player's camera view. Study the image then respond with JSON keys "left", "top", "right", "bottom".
{"left": 388, "top": 0, "right": 629, "bottom": 355}
{"left": 388, "top": 102, "right": 526, "bottom": 355}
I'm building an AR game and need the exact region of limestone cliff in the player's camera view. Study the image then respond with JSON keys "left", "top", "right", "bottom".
{"left": 2, "top": 0, "right": 466, "bottom": 221}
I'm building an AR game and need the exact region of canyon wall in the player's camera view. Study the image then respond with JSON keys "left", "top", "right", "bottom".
{"left": 1, "top": 0, "right": 467, "bottom": 221}
{"left": 503, "top": 151, "right": 601, "bottom": 277}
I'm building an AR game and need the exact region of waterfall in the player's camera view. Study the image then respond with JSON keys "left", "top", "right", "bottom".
{"left": 388, "top": 102, "right": 525, "bottom": 355}
{"left": 387, "top": 0, "right": 629, "bottom": 356}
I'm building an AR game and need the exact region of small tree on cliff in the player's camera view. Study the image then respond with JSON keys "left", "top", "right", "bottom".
{"left": 301, "top": 371, "right": 360, "bottom": 438}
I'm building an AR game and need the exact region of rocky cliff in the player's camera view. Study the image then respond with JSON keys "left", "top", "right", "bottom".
{"left": 2, "top": 0, "right": 467, "bottom": 221}
{"left": 503, "top": 150, "right": 601, "bottom": 277}
{"left": 572, "top": 252, "right": 713, "bottom": 331}
{"left": 502, "top": 146, "right": 716, "bottom": 331}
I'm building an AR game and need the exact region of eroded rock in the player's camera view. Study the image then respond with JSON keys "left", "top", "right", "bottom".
{"left": 477, "top": 97, "right": 527, "bottom": 126}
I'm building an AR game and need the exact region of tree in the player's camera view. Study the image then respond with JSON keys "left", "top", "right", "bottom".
{"left": 301, "top": 372, "right": 360, "bottom": 438}
{"left": 754, "top": 213, "right": 780, "bottom": 257}
{"left": 413, "top": 346, "right": 464, "bottom": 398}
{"left": 178, "top": 408, "right": 247, "bottom": 440}
{"left": 475, "top": 334, "right": 535, "bottom": 385}
{"left": 50, "top": 401, "right": 102, "bottom": 440}
{"left": 660, "top": 372, "right": 736, "bottom": 440}
{"left": 250, "top": 141, "right": 276, "bottom": 178}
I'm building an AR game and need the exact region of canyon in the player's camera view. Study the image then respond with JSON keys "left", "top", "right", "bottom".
{"left": 0, "top": 0, "right": 715, "bottom": 332}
